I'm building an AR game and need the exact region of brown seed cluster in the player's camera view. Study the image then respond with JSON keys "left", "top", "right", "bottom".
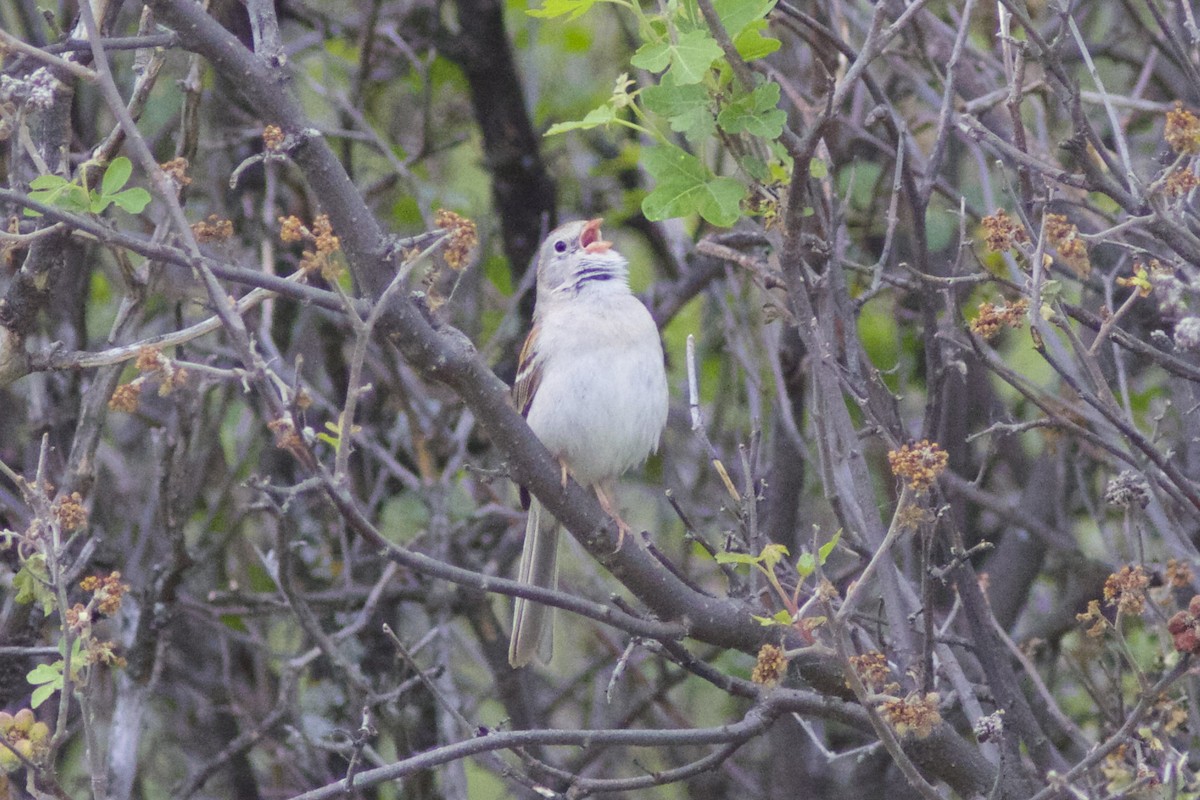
{"left": 262, "top": 124, "right": 286, "bottom": 152}
{"left": 848, "top": 650, "right": 896, "bottom": 693}
{"left": 192, "top": 214, "right": 234, "bottom": 243}
{"left": 751, "top": 643, "right": 788, "bottom": 687}
{"left": 280, "top": 214, "right": 344, "bottom": 281}
{"left": 887, "top": 440, "right": 948, "bottom": 493}
{"left": 1165, "top": 103, "right": 1200, "bottom": 156}
{"left": 1103, "top": 565, "right": 1150, "bottom": 616}
{"left": 81, "top": 571, "right": 128, "bottom": 617}
{"left": 1165, "top": 558, "right": 1194, "bottom": 589}
{"left": 279, "top": 215, "right": 307, "bottom": 243}
{"left": 108, "top": 381, "right": 143, "bottom": 413}
{"left": 1043, "top": 213, "right": 1091, "bottom": 278}
{"left": 1163, "top": 167, "right": 1199, "bottom": 199}
{"left": 434, "top": 208, "right": 478, "bottom": 271}
{"left": 1167, "top": 595, "right": 1200, "bottom": 654}
{"left": 268, "top": 417, "right": 305, "bottom": 456}
{"left": 980, "top": 209, "right": 1029, "bottom": 253}
{"left": 53, "top": 491, "right": 88, "bottom": 531}
{"left": 159, "top": 157, "right": 191, "bottom": 187}
{"left": 969, "top": 299, "right": 1029, "bottom": 340}
{"left": 877, "top": 692, "right": 941, "bottom": 739}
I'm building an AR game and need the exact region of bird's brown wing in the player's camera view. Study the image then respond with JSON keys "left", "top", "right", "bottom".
{"left": 513, "top": 324, "right": 544, "bottom": 511}
{"left": 513, "top": 323, "right": 543, "bottom": 419}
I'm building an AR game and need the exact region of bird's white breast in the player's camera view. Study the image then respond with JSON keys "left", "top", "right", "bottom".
{"left": 525, "top": 293, "right": 668, "bottom": 487}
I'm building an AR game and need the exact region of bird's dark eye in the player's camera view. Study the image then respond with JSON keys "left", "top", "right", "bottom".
{"left": 553, "top": 240, "right": 567, "bottom": 253}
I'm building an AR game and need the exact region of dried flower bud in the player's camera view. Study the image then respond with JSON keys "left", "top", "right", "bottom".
{"left": 262, "top": 124, "right": 286, "bottom": 151}
{"left": 1165, "top": 104, "right": 1200, "bottom": 156}
{"left": 108, "top": 381, "right": 143, "bottom": 413}
{"left": 877, "top": 692, "right": 941, "bottom": 739}
{"left": 887, "top": 441, "right": 948, "bottom": 493}
{"left": 434, "top": 209, "right": 479, "bottom": 270}
{"left": 1103, "top": 565, "right": 1150, "bottom": 616}
{"left": 751, "top": 643, "right": 788, "bottom": 687}
{"left": 1104, "top": 471, "right": 1150, "bottom": 509}
{"left": 980, "top": 210, "right": 1028, "bottom": 252}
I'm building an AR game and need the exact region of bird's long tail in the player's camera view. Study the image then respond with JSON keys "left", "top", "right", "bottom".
{"left": 509, "top": 497, "right": 559, "bottom": 667}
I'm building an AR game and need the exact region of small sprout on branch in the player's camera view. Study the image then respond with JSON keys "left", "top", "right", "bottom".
{"left": 751, "top": 643, "right": 787, "bottom": 687}
{"left": 887, "top": 440, "right": 948, "bottom": 493}
{"left": 877, "top": 692, "right": 941, "bottom": 740}
{"left": 1164, "top": 103, "right": 1200, "bottom": 156}
{"left": 1103, "top": 565, "right": 1150, "bottom": 616}
{"left": 1115, "top": 262, "right": 1153, "bottom": 298}
{"left": 1076, "top": 599, "right": 1108, "bottom": 637}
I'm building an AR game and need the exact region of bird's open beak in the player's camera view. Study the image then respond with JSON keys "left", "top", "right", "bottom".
{"left": 580, "top": 218, "right": 612, "bottom": 254}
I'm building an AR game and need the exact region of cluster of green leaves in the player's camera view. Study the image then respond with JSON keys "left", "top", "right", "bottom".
{"left": 26, "top": 156, "right": 151, "bottom": 217}
{"left": 715, "top": 530, "right": 841, "bottom": 627}
{"left": 535, "top": 0, "right": 790, "bottom": 226}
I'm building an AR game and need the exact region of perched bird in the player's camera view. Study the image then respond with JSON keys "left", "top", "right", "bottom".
{"left": 509, "top": 218, "right": 669, "bottom": 668}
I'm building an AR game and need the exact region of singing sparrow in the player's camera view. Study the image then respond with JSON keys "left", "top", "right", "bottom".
{"left": 508, "top": 218, "right": 669, "bottom": 667}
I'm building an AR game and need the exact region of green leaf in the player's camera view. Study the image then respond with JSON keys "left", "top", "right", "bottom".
{"left": 527, "top": 0, "right": 599, "bottom": 19}
{"left": 13, "top": 555, "right": 55, "bottom": 616}
{"left": 109, "top": 188, "right": 151, "bottom": 214}
{"left": 29, "top": 174, "right": 69, "bottom": 191}
{"left": 751, "top": 609, "right": 795, "bottom": 626}
{"left": 718, "top": 80, "right": 786, "bottom": 139}
{"left": 26, "top": 181, "right": 90, "bottom": 216}
{"left": 713, "top": 0, "right": 777, "bottom": 37}
{"left": 642, "top": 81, "right": 714, "bottom": 139}
{"left": 631, "top": 30, "right": 723, "bottom": 85}
{"left": 733, "top": 24, "right": 781, "bottom": 61}
{"left": 89, "top": 194, "right": 113, "bottom": 214}
{"left": 817, "top": 529, "right": 842, "bottom": 564}
{"left": 31, "top": 683, "right": 57, "bottom": 709}
{"left": 809, "top": 157, "right": 828, "bottom": 179}
{"left": 739, "top": 155, "right": 770, "bottom": 182}
{"left": 27, "top": 663, "right": 62, "bottom": 687}
{"left": 759, "top": 543, "right": 790, "bottom": 569}
{"left": 545, "top": 103, "right": 617, "bottom": 136}
{"left": 714, "top": 551, "right": 760, "bottom": 565}
{"left": 642, "top": 145, "right": 746, "bottom": 226}
{"left": 101, "top": 157, "right": 133, "bottom": 196}
{"left": 795, "top": 551, "right": 816, "bottom": 577}
{"left": 27, "top": 661, "right": 64, "bottom": 708}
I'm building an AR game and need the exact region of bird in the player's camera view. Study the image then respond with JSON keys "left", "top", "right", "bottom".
{"left": 508, "top": 218, "right": 669, "bottom": 668}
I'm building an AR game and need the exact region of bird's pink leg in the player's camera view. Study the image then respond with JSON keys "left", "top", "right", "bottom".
{"left": 594, "top": 481, "right": 632, "bottom": 550}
